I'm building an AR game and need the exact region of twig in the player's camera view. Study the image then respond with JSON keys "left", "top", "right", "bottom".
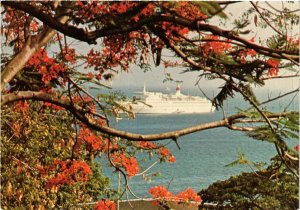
{"left": 250, "top": 2, "right": 283, "bottom": 36}
{"left": 67, "top": 76, "right": 108, "bottom": 120}
{"left": 134, "top": 161, "right": 159, "bottom": 177}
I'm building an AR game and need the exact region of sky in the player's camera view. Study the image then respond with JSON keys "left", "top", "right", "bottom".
{"left": 107, "top": 1, "right": 299, "bottom": 95}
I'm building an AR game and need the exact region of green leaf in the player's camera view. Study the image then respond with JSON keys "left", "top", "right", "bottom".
{"left": 247, "top": 126, "right": 277, "bottom": 143}
{"left": 213, "top": 81, "right": 235, "bottom": 109}
{"left": 225, "top": 153, "right": 250, "bottom": 167}
{"left": 194, "top": 2, "right": 227, "bottom": 18}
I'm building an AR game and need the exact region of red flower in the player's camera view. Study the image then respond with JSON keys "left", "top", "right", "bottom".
{"left": 78, "top": 128, "right": 102, "bottom": 151}
{"left": 168, "top": 155, "right": 176, "bottom": 163}
{"left": 246, "top": 49, "right": 257, "bottom": 56}
{"left": 249, "top": 37, "right": 255, "bottom": 42}
{"left": 137, "top": 141, "right": 156, "bottom": 149}
{"left": 158, "top": 148, "right": 171, "bottom": 157}
{"left": 45, "top": 160, "right": 92, "bottom": 189}
{"left": 149, "top": 186, "right": 202, "bottom": 206}
{"left": 95, "top": 199, "right": 116, "bottom": 210}
{"left": 267, "top": 58, "right": 280, "bottom": 68}
{"left": 202, "top": 35, "right": 232, "bottom": 57}
{"left": 176, "top": 188, "right": 202, "bottom": 204}
{"left": 87, "top": 72, "right": 94, "bottom": 79}
{"left": 111, "top": 153, "right": 139, "bottom": 177}
{"left": 13, "top": 101, "right": 29, "bottom": 114}
{"left": 266, "top": 58, "right": 280, "bottom": 78}
{"left": 149, "top": 185, "right": 173, "bottom": 205}
{"left": 267, "top": 68, "right": 279, "bottom": 77}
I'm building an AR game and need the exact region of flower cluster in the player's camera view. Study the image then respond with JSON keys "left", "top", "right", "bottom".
{"left": 238, "top": 38, "right": 257, "bottom": 63}
{"left": 111, "top": 153, "right": 139, "bottom": 177}
{"left": 2, "top": 8, "right": 27, "bottom": 50}
{"left": 149, "top": 186, "right": 202, "bottom": 206}
{"left": 13, "top": 101, "right": 29, "bottom": 115}
{"left": 78, "top": 128, "right": 102, "bottom": 151}
{"left": 160, "top": 2, "right": 207, "bottom": 39}
{"left": 148, "top": 185, "right": 174, "bottom": 205}
{"left": 27, "top": 49, "right": 66, "bottom": 84}
{"left": 266, "top": 58, "right": 280, "bottom": 77}
{"left": 132, "top": 3, "right": 155, "bottom": 22}
{"left": 137, "top": 141, "right": 157, "bottom": 149}
{"left": 176, "top": 188, "right": 202, "bottom": 203}
{"left": 202, "top": 35, "right": 232, "bottom": 57}
{"left": 85, "top": 35, "right": 138, "bottom": 73}
{"left": 94, "top": 199, "right": 116, "bottom": 210}
{"left": 162, "top": 21, "right": 190, "bottom": 38}
{"left": 41, "top": 160, "right": 92, "bottom": 190}
{"left": 61, "top": 47, "right": 77, "bottom": 65}
{"left": 157, "top": 147, "right": 176, "bottom": 163}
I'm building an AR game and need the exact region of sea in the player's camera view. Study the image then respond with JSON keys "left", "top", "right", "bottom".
{"left": 99, "top": 87, "right": 299, "bottom": 198}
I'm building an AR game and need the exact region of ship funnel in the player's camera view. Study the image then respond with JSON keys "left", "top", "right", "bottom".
{"left": 176, "top": 84, "right": 181, "bottom": 96}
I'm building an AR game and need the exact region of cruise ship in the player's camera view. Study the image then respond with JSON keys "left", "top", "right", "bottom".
{"left": 122, "top": 84, "right": 215, "bottom": 114}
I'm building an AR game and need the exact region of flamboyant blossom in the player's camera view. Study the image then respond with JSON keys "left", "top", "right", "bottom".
{"left": 94, "top": 199, "right": 116, "bottom": 210}
{"left": 176, "top": 188, "right": 202, "bottom": 203}
{"left": 267, "top": 58, "right": 280, "bottom": 77}
{"left": 202, "top": 35, "right": 232, "bottom": 57}
{"left": 149, "top": 185, "right": 174, "bottom": 205}
{"left": 42, "top": 160, "right": 92, "bottom": 190}
{"left": 137, "top": 141, "right": 157, "bottom": 149}
{"left": 149, "top": 186, "right": 202, "bottom": 206}
{"left": 78, "top": 128, "right": 102, "bottom": 151}
{"left": 27, "top": 49, "right": 66, "bottom": 84}
{"left": 111, "top": 153, "right": 139, "bottom": 176}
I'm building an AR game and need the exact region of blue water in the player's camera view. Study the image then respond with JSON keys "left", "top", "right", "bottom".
{"left": 99, "top": 88, "right": 298, "bottom": 198}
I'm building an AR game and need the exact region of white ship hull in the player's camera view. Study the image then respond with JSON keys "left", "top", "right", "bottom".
{"left": 121, "top": 84, "right": 215, "bottom": 114}
{"left": 130, "top": 101, "right": 215, "bottom": 114}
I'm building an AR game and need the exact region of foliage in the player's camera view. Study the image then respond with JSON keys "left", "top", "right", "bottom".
{"left": 0, "top": 102, "right": 111, "bottom": 209}
{"left": 247, "top": 111, "right": 299, "bottom": 149}
{"left": 199, "top": 157, "right": 299, "bottom": 210}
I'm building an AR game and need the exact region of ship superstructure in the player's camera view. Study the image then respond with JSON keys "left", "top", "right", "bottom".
{"left": 124, "top": 84, "right": 215, "bottom": 114}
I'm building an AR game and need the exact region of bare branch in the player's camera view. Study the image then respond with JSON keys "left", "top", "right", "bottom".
{"left": 250, "top": 2, "right": 283, "bottom": 36}
{"left": 227, "top": 125, "right": 255, "bottom": 131}
{"left": 259, "top": 88, "right": 299, "bottom": 106}
{"left": 262, "top": 75, "right": 299, "bottom": 80}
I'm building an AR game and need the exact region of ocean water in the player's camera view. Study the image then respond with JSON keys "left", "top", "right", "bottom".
{"left": 99, "top": 88, "right": 299, "bottom": 198}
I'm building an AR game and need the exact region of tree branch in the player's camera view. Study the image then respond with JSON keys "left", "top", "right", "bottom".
{"left": 1, "top": 2, "right": 70, "bottom": 92}
{"left": 250, "top": 2, "right": 283, "bottom": 35}
{"left": 262, "top": 75, "right": 299, "bottom": 80}
{"left": 1, "top": 91, "right": 295, "bottom": 142}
